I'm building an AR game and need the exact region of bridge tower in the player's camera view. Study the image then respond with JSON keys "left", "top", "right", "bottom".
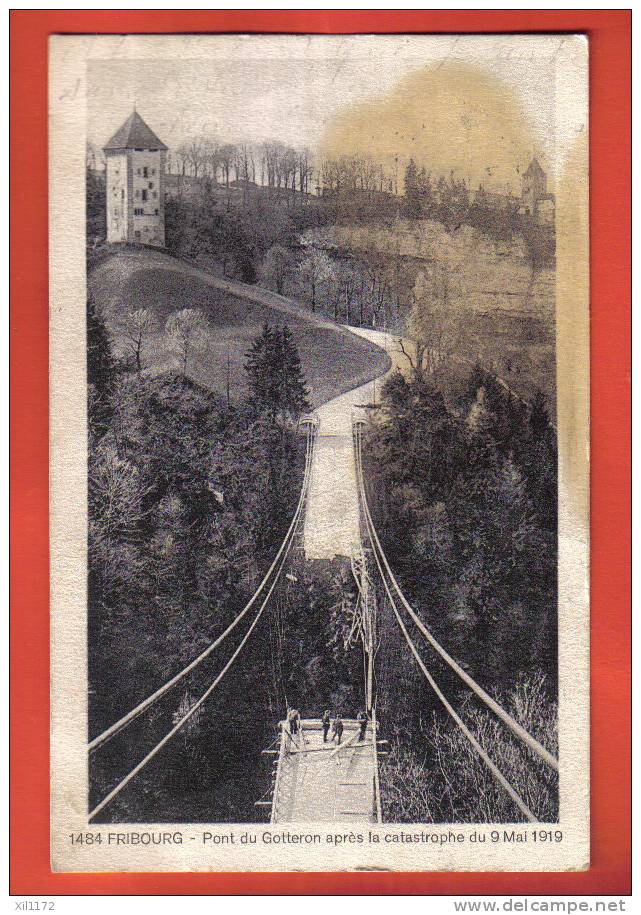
{"left": 350, "top": 545, "right": 378, "bottom": 714}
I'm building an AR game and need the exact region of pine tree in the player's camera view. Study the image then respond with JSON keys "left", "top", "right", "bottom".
{"left": 244, "top": 323, "right": 310, "bottom": 421}
{"left": 404, "top": 158, "right": 421, "bottom": 218}
{"left": 279, "top": 325, "right": 310, "bottom": 419}
{"left": 87, "top": 296, "right": 115, "bottom": 436}
{"left": 87, "top": 296, "right": 114, "bottom": 389}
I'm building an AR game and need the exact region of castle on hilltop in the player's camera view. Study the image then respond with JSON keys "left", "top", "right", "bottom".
{"left": 103, "top": 110, "right": 167, "bottom": 247}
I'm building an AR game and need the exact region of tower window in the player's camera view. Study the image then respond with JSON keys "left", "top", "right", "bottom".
{"left": 152, "top": 191, "right": 157, "bottom": 199}
{"left": 141, "top": 189, "right": 148, "bottom": 202}
{"left": 148, "top": 182, "right": 154, "bottom": 189}
{"left": 143, "top": 166, "right": 149, "bottom": 178}
{"left": 154, "top": 208, "right": 159, "bottom": 215}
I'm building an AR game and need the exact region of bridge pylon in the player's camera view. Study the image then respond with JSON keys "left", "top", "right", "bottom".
{"left": 350, "top": 544, "right": 378, "bottom": 716}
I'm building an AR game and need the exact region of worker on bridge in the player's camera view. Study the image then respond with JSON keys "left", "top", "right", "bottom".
{"left": 322, "top": 709, "right": 331, "bottom": 743}
{"left": 331, "top": 715, "right": 344, "bottom": 745}
{"left": 357, "top": 710, "right": 368, "bottom": 741}
{"left": 288, "top": 708, "right": 301, "bottom": 736}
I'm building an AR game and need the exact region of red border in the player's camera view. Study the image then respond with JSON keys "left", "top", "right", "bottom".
{"left": 10, "top": 10, "right": 631, "bottom": 896}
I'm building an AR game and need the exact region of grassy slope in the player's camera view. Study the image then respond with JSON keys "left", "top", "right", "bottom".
{"left": 88, "top": 247, "right": 391, "bottom": 408}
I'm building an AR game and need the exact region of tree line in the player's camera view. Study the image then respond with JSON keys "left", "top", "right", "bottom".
{"left": 404, "top": 158, "right": 554, "bottom": 262}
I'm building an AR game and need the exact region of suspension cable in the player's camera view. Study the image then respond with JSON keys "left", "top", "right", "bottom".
{"left": 89, "top": 581, "right": 270, "bottom": 821}
{"left": 354, "top": 429, "right": 539, "bottom": 823}
{"left": 89, "top": 421, "right": 315, "bottom": 754}
{"left": 88, "top": 426, "right": 316, "bottom": 820}
{"left": 353, "top": 425, "right": 558, "bottom": 773}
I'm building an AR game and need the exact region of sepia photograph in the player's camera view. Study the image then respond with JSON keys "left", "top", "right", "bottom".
{"left": 46, "top": 31, "right": 591, "bottom": 872}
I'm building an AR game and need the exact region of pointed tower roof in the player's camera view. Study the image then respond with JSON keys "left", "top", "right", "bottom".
{"left": 523, "top": 157, "right": 545, "bottom": 178}
{"left": 104, "top": 110, "right": 167, "bottom": 152}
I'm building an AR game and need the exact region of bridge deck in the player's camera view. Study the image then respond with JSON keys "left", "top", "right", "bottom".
{"left": 271, "top": 719, "right": 379, "bottom": 824}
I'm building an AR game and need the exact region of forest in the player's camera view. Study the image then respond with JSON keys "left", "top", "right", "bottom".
{"left": 362, "top": 361, "right": 558, "bottom": 822}
{"left": 88, "top": 303, "right": 320, "bottom": 820}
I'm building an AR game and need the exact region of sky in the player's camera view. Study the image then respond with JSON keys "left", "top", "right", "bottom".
{"left": 86, "top": 34, "right": 583, "bottom": 191}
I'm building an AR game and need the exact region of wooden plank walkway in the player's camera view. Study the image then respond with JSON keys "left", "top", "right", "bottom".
{"left": 271, "top": 719, "right": 379, "bottom": 824}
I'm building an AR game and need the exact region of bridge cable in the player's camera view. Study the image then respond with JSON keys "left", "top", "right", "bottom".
{"left": 88, "top": 425, "right": 315, "bottom": 820}
{"left": 88, "top": 421, "right": 315, "bottom": 754}
{"left": 354, "top": 427, "right": 540, "bottom": 823}
{"left": 353, "top": 425, "right": 558, "bottom": 773}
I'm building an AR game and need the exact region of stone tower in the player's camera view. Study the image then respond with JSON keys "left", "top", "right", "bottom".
{"left": 521, "top": 157, "right": 547, "bottom": 218}
{"left": 103, "top": 110, "right": 167, "bottom": 247}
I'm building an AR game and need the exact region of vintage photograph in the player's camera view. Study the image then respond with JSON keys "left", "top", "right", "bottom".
{"left": 48, "top": 32, "right": 590, "bottom": 871}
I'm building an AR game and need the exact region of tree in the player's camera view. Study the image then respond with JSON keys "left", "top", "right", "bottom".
{"left": 89, "top": 435, "right": 150, "bottom": 549}
{"left": 404, "top": 158, "right": 421, "bottom": 218}
{"left": 87, "top": 297, "right": 116, "bottom": 435}
{"left": 299, "top": 249, "right": 335, "bottom": 312}
{"left": 279, "top": 326, "right": 311, "bottom": 419}
{"left": 244, "top": 323, "right": 310, "bottom": 421}
{"left": 398, "top": 268, "right": 459, "bottom": 380}
{"left": 165, "top": 308, "right": 208, "bottom": 377}
{"left": 218, "top": 144, "right": 237, "bottom": 188}
{"left": 263, "top": 244, "right": 295, "bottom": 295}
{"left": 118, "top": 306, "right": 157, "bottom": 373}
{"left": 175, "top": 143, "right": 190, "bottom": 176}
{"left": 202, "top": 137, "right": 221, "bottom": 183}
{"left": 185, "top": 137, "right": 205, "bottom": 178}
{"left": 86, "top": 162, "right": 106, "bottom": 242}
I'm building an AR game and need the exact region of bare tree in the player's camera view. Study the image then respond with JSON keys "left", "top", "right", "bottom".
{"left": 361, "top": 248, "right": 393, "bottom": 328}
{"left": 398, "top": 268, "right": 459, "bottom": 379}
{"left": 175, "top": 143, "right": 190, "bottom": 176}
{"left": 336, "top": 260, "right": 358, "bottom": 324}
{"left": 86, "top": 141, "right": 104, "bottom": 171}
{"left": 165, "top": 308, "right": 208, "bottom": 376}
{"left": 218, "top": 144, "right": 237, "bottom": 188}
{"left": 202, "top": 138, "right": 221, "bottom": 182}
{"left": 89, "top": 438, "right": 152, "bottom": 548}
{"left": 118, "top": 306, "right": 157, "bottom": 373}
{"left": 185, "top": 137, "right": 205, "bottom": 178}
{"left": 299, "top": 248, "right": 335, "bottom": 312}
{"left": 263, "top": 245, "right": 294, "bottom": 295}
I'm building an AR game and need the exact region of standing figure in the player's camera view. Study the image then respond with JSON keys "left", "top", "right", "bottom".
{"left": 357, "top": 710, "right": 368, "bottom": 741}
{"left": 331, "top": 715, "right": 344, "bottom": 745}
{"left": 288, "top": 708, "right": 300, "bottom": 736}
{"left": 322, "top": 709, "right": 331, "bottom": 743}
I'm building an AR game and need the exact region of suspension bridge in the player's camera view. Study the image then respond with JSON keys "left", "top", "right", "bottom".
{"left": 88, "top": 369, "right": 558, "bottom": 826}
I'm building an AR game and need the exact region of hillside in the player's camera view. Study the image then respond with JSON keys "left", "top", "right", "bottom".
{"left": 88, "top": 247, "right": 390, "bottom": 407}
{"left": 301, "top": 219, "right": 556, "bottom": 410}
